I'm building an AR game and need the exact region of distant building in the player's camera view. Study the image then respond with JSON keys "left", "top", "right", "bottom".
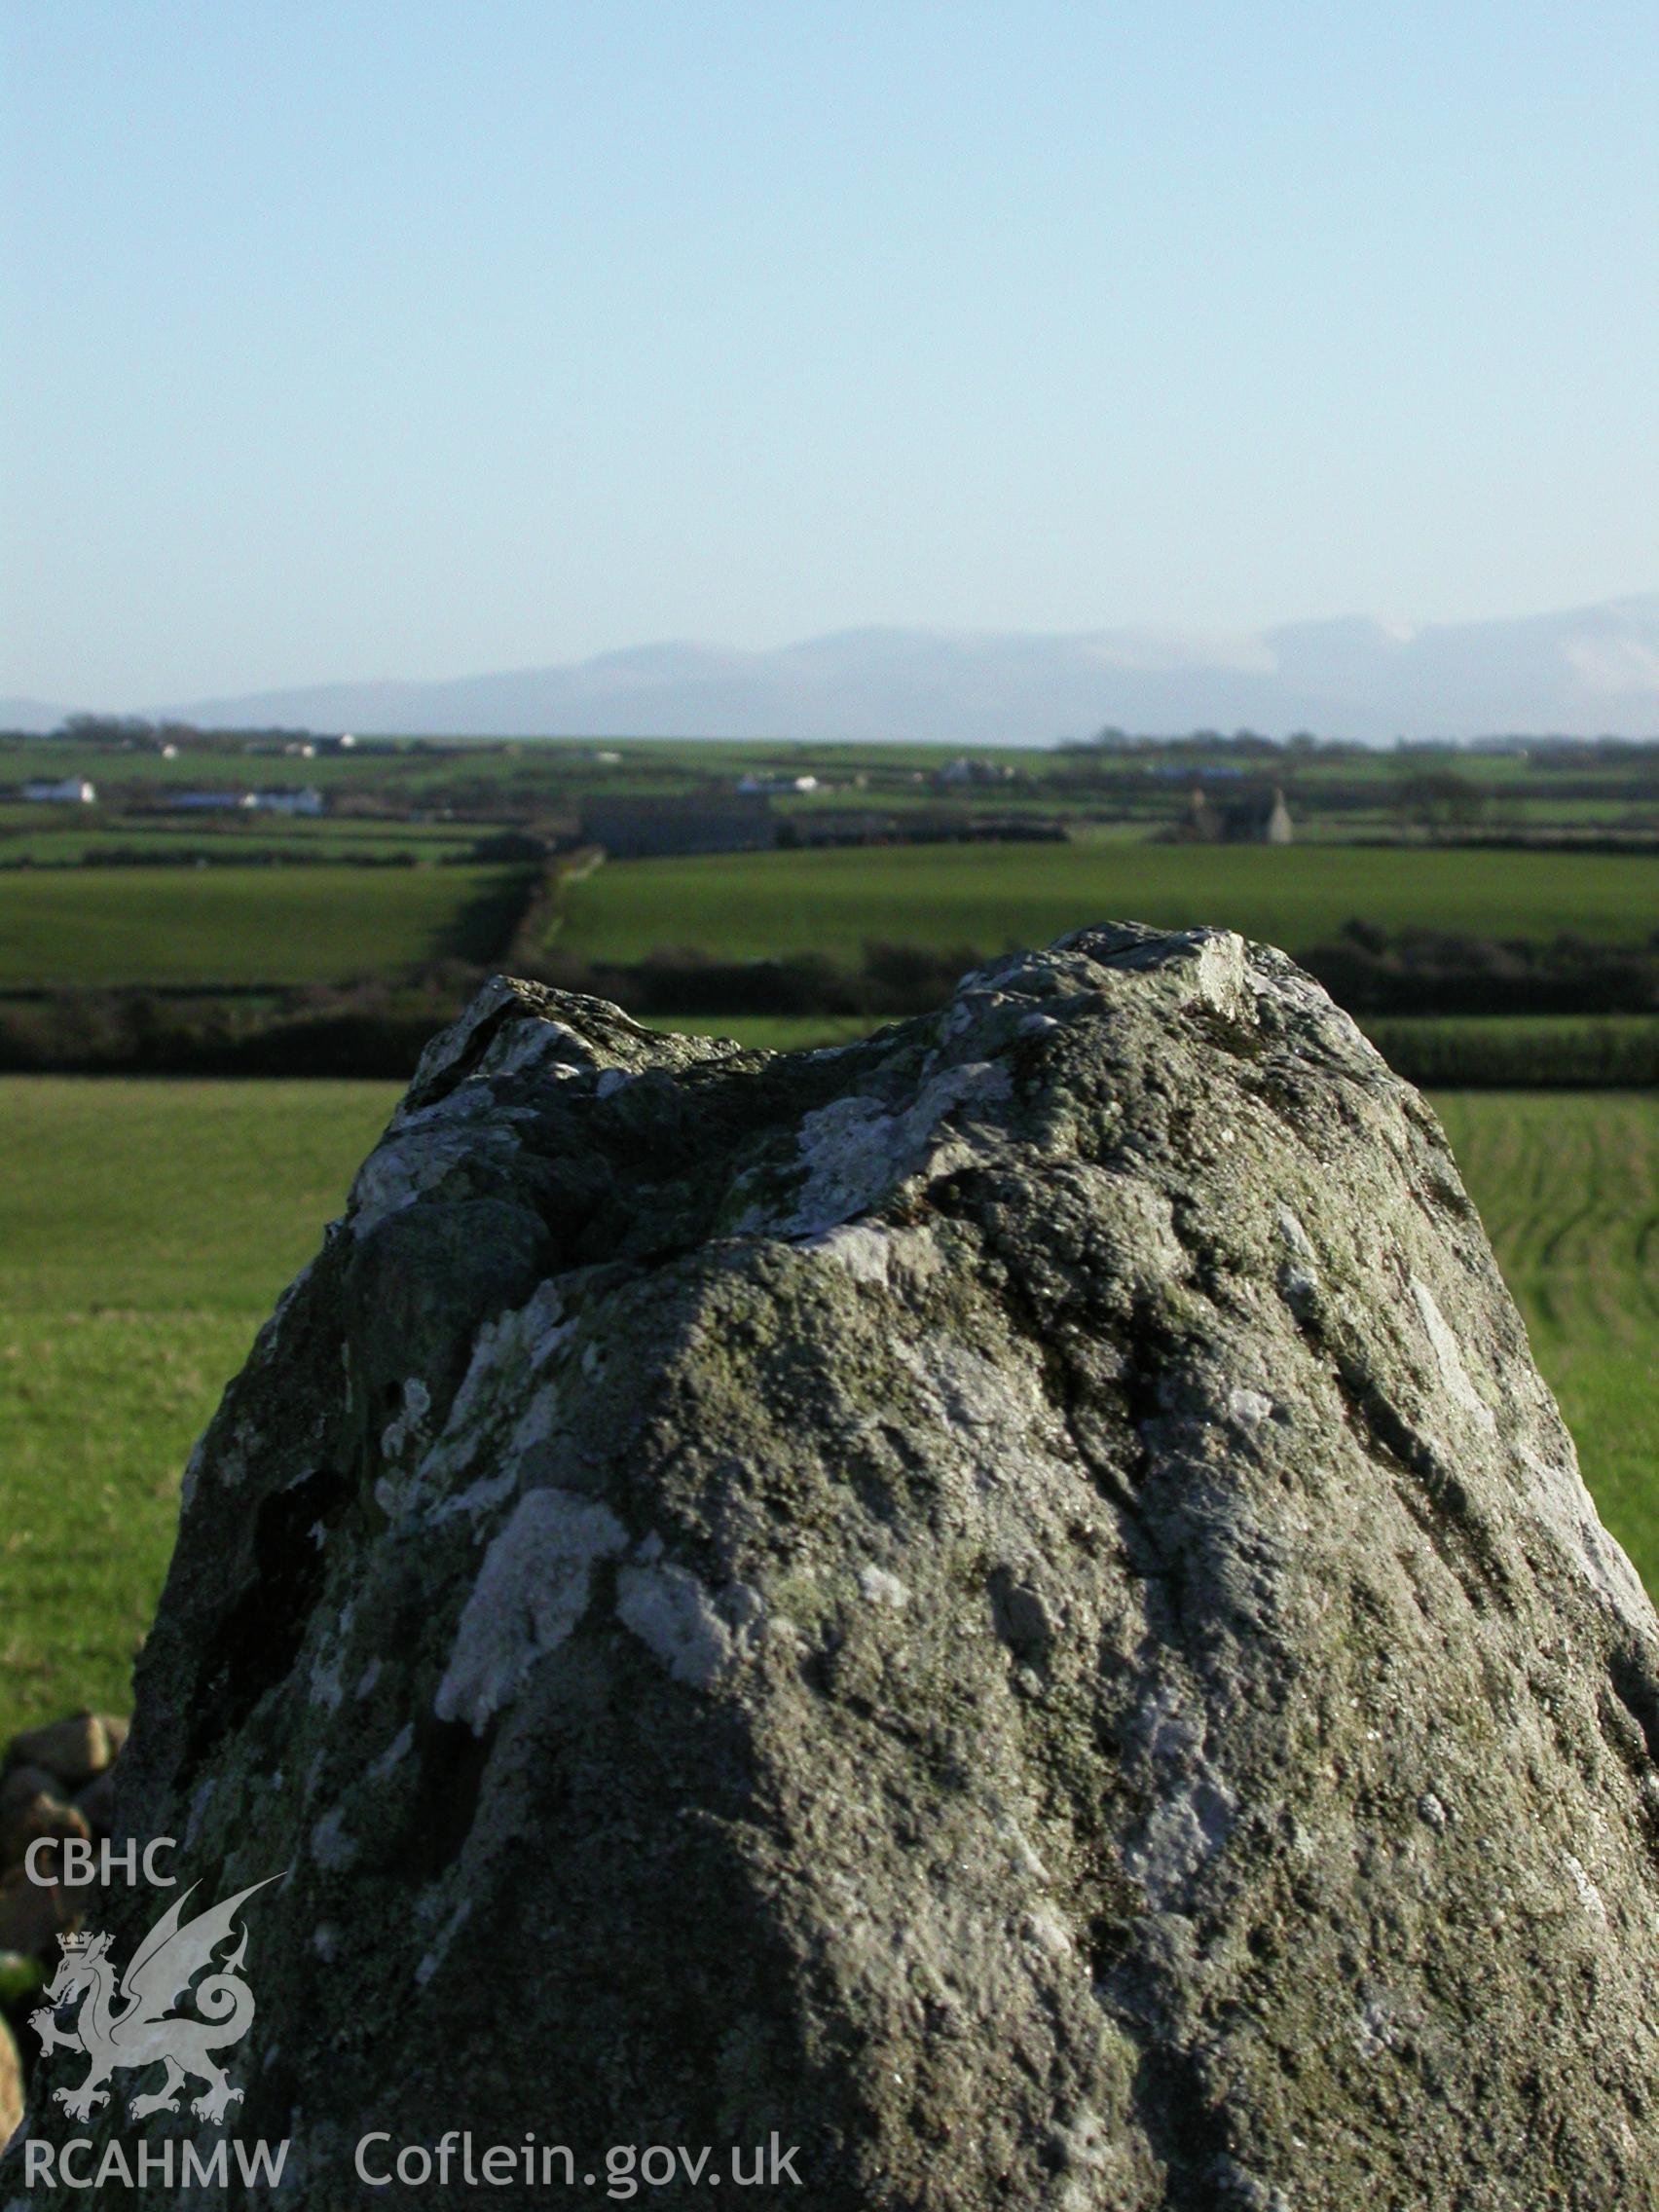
{"left": 1182, "top": 787, "right": 1226, "bottom": 841}
{"left": 580, "top": 793, "right": 774, "bottom": 859}
{"left": 1180, "top": 784, "right": 1293, "bottom": 845}
{"left": 935, "top": 756, "right": 1014, "bottom": 788}
{"left": 21, "top": 776, "right": 96, "bottom": 804}
{"left": 173, "top": 790, "right": 254, "bottom": 812}
{"left": 777, "top": 807, "right": 1066, "bottom": 848}
{"left": 249, "top": 786, "right": 324, "bottom": 815}
{"left": 775, "top": 808, "right": 904, "bottom": 846}
{"left": 736, "top": 773, "right": 820, "bottom": 795}
{"left": 165, "top": 785, "right": 324, "bottom": 816}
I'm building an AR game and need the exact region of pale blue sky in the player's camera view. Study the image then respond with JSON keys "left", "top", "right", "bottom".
{"left": 3, "top": 2, "right": 1656, "bottom": 707}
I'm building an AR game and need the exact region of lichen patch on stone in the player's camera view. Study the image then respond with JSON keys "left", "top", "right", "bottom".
{"left": 434, "top": 1489, "right": 628, "bottom": 1730}
{"left": 1410, "top": 1276, "right": 1497, "bottom": 1434}
{"left": 615, "top": 1562, "right": 738, "bottom": 1690}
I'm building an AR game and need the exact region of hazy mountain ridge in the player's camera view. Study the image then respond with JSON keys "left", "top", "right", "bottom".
{"left": 12, "top": 598, "right": 1659, "bottom": 743}
{"left": 0, "top": 697, "right": 80, "bottom": 737}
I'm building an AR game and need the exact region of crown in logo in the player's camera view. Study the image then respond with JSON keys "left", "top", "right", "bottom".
{"left": 61, "top": 1930, "right": 94, "bottom": 1951}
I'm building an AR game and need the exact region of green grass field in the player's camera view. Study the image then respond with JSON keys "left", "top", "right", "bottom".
{"left": 1433, "top": 1092, "right": 1658, "bottom": 1571}
{"left": 0, "top": 1081, "right": 397, "bottom": 1739}
{"left": 0, "top": 863, "right": 526, "bottom": 988}
{"left": 0, "top": 1078, "right": 1652, "bottom": 1745}
{"left": 553, "top": 843, "right": 1659, "bottom": 966}
{"left": 0, "top": 816, "right": 483, "bottom": 866}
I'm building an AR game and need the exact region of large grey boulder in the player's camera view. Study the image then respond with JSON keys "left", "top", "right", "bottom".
{"left": 9, "top": 926, "right": 1659, "bottom": 2208}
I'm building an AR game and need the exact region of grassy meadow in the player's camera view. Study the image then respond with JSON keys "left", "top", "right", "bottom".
{"left": 0, "top": 1081, "right": 397, "bottom": 1739}
{"left": 0, "top": 1074, "right": 1653, "bottom": 1746}
{"left": 549, "top": 842, "right": 1659, "bottom": 966}
{"left": 0, "top": 862, "right": 527, "bottom": 988}
{"left": 1433, "top": 1092, "right": 1658, "bottom": 1568}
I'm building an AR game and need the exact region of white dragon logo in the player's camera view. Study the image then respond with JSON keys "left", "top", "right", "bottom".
{"left": 28, "top": 1875, "right": 282, "bottom": 2124}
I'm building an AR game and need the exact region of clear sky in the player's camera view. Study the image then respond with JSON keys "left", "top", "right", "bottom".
{"left": 3, "top": 2, "right": 1657, "bottom": 708}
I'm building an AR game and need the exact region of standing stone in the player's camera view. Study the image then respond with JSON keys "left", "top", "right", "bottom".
{"left": 7, "top": 930, "right": 1659, "bottom": 2210}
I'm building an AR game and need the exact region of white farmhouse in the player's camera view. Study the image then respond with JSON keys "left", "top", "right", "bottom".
{"left": 21, "top": 776, "right": 96, "bottom": 804}
{"left": 737, "top": 773, "right": 820, "bottom": 795}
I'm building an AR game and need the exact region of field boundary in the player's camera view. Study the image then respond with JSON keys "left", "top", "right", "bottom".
{"left": 502, "top": 845, "right": 606, "bottom": 970}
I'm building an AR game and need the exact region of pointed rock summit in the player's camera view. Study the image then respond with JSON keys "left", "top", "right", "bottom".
{"left": 12, "top": 926, "right": 1659, "bottom": 2208}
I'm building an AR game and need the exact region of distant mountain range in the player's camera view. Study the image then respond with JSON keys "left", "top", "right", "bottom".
{"left": 0, "top": 695, "right": 78, "bottom": 738}
{"left": 10, "top": 595, "right": 1659, "bottom": 744}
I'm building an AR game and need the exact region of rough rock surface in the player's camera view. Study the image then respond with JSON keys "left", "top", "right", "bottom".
{"left": 3, "top": 1717, "right": 124, "bottom": 1796}
{"left": 9, "top": 926, "right": 1659, "bottom": 2209}
{"left": 0, "top": 2018, "right": 18, "bottom": 2159}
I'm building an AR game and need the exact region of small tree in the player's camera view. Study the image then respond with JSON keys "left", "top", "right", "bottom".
{"left": 1394, "top": 770, "right": 1485, "bottom": 839}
